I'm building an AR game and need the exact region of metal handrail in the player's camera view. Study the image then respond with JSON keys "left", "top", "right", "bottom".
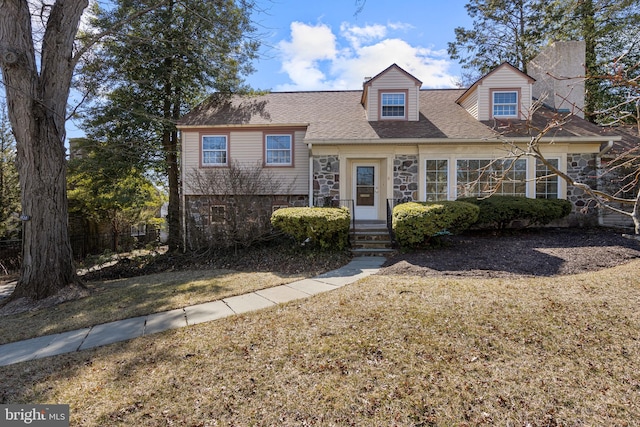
{"left": 386, "top": 198, "right": 398, "bottom": 244}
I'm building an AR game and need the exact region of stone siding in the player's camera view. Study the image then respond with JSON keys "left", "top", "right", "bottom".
{"left": 313, "top": 156, "right": 340, "bottom": 205}
{"left": 565, "top": 153, "right": 599, "bottom": 226}
{"left": 393, "top": 155, "right": 419, "bottom": 201}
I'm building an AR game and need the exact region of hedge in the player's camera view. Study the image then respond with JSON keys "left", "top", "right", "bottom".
{"left": 270, "top": 207, "right": 350, "bottom": 250}
{"left": 457, "top": 195, "right": 573, "bottom": 229}
{"left": 392, "top": 201, "right": 479, "bottom": 248}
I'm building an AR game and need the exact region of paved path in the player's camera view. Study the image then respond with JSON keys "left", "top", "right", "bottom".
{"left": 0, "top": 256, "right": 386, "bottom": 367}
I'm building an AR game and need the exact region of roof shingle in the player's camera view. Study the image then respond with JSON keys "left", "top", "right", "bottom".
{"left": 178, "top": 90, "right": 621, "bottom": 142}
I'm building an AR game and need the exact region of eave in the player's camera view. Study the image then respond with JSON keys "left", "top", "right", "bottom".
{"left": 304, "top": 135, "right": 621, "bottom": 145}
{"left": 177, "top": 123, "right": 310, "bottom": 130}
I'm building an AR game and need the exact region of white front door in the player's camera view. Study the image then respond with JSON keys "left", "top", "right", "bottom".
{"left": 353, "top": 163, "right": 379, "bottom": 220}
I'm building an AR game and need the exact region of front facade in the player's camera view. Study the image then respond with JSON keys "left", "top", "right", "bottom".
{"left": 178, "top": 41, "right": 628, "bottom": 240}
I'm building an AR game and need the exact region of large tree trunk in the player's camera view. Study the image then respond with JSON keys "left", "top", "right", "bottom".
{"left": 1, "top": 0, "right": 88, "bottom": 300}
{"left": 164, "top": 129, "right": 181, "bottom": 252}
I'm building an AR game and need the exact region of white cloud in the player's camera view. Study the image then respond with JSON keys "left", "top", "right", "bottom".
{"left": 340, "top": 23, "right": 387, "bottom": 49}
{"left": 387, "top": 21, "right": 415, "bottom": 31}
{"left": 275, "top": 21, "right": 457, "bottom": 91}
{"left": 276, "top": 22, "right": 337, "bottom": 90}
{"left": 278, "top": 21, "right": 337, "bottom": 62}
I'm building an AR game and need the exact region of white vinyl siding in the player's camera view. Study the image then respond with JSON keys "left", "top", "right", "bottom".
{"left": 476, "top": 66, "right": 532, "bottom": 120}
{"left": 181, "top": 129, "right": 308, "bottom": 196}
{"left": 366, "top": 67, "right": 420, "bottom": 121}
{"left": 460, "top": 89, "right": 479, "bottom": 119}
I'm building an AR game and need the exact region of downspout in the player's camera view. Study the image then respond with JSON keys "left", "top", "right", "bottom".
{"left": 596, "top": 140, "right": 614, "bottom": 227}
{"left": 308, "top": 143, "right": 314, "bottom": 207}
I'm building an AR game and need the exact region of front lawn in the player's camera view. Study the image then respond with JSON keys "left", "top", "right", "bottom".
{"left": 0, "top": 269, "right": 311, "bottom": 345}
{"left": 1, "top": 259, "right": 639, "bottom": 425}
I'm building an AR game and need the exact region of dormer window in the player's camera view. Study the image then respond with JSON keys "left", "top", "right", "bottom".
{"left": 380, "top": 91, "right": 407, "bottom": 119}
{"left": 492, "top": 90, "right": 519, "bottom": 118}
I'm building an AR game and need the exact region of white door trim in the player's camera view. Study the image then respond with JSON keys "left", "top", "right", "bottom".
{"left": 352, "top": 162, "right": 379, "bottom": 220}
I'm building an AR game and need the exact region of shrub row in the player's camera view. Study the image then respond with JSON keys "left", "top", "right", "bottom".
{"left": 392, "top": 196, "right": 573, "bottom": 248}
{"left": 457, "top": 196, "right": 573, "bottom": 229}
{"left": 271, "top": 196, "right": 573, "bottom": 251}
{"left": 271, "top": 207, "right": 350, "bottom": 250}
{"left": 392, "top": 201, "right": 479, "bottom": 248}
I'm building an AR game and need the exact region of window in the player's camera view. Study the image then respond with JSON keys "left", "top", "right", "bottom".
{"left": 381, "top": 92, "right": 406, "bottom": 118}
{"left": 202, "top": 135, "right": 228, "bottom": 166}
{"left": 210, "top": 205, "right": 226, "bottom": 223}
{"left": 265, "top": 134, "right": 292, "bottom": 166}
{"left": 425, "top": 159, "right": 449, "bottom": 201}
{"left": 492, "top": 91, "right": 518, "bottom": 118}
{"left": 535, "top": 158, "right": 560, "bottom": 199}
{"left": 456, "top": 158, "right": 527, "bottom": 197}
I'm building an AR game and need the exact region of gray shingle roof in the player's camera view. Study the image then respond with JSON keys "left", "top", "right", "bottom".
{"left": 178, "top": 90, "right": 618, "bottom": 142}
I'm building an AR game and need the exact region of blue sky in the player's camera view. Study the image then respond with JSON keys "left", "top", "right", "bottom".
{"left": 61, "top": 1, "right": 474, "bottom": 139}
{"left": 246, "top": 0, "right": 473, "bottom": 91}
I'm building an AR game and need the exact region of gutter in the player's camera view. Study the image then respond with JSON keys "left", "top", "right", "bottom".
{"left": 304, "top": 135, "right": 622, "bottom": 145}
{"left": 598, "top": 140, "right": 614, "bottom": 156}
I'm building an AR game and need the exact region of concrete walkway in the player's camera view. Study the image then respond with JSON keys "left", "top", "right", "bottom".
{"left": 0, "top": 256, "right": 386, "bottom": 367}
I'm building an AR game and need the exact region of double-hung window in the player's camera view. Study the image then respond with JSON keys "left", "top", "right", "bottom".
{"left": 265, "top": 134, "right": 292, "bottom": 166}
{"left": 381, "top": 92, "right": 406, "bottom": 118}
{"left": 202, "top": 135, "right": 228, "bottom": 166}
{"left": 535, "top": 158, "right": 560, "bottom": 199}
{"left": 425, "top": 159, "right": 449, "bottom": 201}
{"left": 456, "top": 158, "right": 527, "bottom": 197}
{"left": 492, "top": 91, "right": 519, "bottom": 118}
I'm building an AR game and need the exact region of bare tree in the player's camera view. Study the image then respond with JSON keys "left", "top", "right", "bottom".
{"left": 495, "top": 93, "right": 640, "bottom": 235}
{"left": 0, "top": 0, "right": 88, "bottom": 300}
{"left": 0, "top": 0, "right": 167, "bottom": 301}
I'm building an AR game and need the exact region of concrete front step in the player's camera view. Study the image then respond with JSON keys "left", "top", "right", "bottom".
{"left": 350, "top": 225, "right": 394, "bottom": 254}
{"left": 350, "top": 248, "right": 396, "bottom": 256}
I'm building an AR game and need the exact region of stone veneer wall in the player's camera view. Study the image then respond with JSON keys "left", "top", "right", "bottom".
{"left": 393, "top": 155, "right": 419, "bottom": 201}
{"left": 565, "top": 153, "right": 599, "bottom": 226}
{"left": 313, "top": 156, "right": 340, "bottom": 205}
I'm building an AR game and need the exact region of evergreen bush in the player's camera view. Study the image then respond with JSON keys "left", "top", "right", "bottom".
{"left": 392, "top": 201, "right": 479, "bottom": 248}
{"left": 271, "top": 207, "right": 351, "bottom": 250}
{"left": 457, "top": 195, "right": 572, "bottom": 229}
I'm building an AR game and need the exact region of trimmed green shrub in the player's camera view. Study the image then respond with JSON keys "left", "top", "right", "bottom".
{"left": 457, "top": 195, "right": 573, "bottom": 229}
{"left": 393, "top": 201, "right": 479, "bottom": 248}
{"left": 271, "top": 207, "right": 350, "bottom": 250}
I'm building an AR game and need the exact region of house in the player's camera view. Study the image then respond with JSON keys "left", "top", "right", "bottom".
{"left": 178, "top": 41, "right": 633, "bottom": 246}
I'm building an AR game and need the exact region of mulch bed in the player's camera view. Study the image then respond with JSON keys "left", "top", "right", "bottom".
{"left": 379, "top": 227, "right": 640, "bottom": 278}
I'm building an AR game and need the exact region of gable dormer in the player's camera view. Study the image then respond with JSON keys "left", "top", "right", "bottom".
{"left": 456, "top": 63, "right": 535, "bottom": 121}
{"left": 361, "top": 64, "right": 422, "bottom": 122}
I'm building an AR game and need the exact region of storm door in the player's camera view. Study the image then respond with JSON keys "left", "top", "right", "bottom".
{"left": 353, "top": 163, "right": 379, "bottom": 220}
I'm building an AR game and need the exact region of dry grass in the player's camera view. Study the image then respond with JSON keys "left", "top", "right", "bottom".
{"left": 0, "top": 269, "right": 304, "bottom": 345}
{"left": 1, "top": 259, "right": 639, "bottom": 426}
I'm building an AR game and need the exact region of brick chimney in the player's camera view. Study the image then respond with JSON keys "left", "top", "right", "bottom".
{"left": 527, "top": 41, "right": 586, "bottom": 118}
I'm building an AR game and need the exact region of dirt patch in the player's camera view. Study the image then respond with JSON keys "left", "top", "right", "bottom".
{"left": 0, "top": 284, "right": 90, "bottom": 317}
{"left": 79, "top": 241, "right": 351, "bottom": 282}
{"left": 380, "top": 227, "right": 640, "bottom": 278}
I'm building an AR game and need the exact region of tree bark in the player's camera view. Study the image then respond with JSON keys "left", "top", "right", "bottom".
{"left": 164, "top": 129, "right": 181, "bottom": 252}
{"left": 1, "top": 0, "right": 88, "bottom": 300}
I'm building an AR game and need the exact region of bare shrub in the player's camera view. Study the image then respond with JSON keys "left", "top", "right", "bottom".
{"left": 185, "top": 161, "right": 296, "bottom": 250}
